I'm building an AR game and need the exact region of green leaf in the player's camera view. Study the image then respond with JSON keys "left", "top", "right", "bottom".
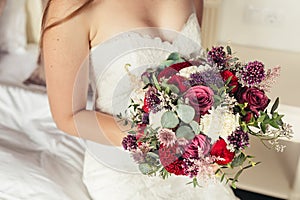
{"left": 189, "top": 121, "right": 201, "bottom": 135}
{"left": 269, "top": 120, "right": 280, "bottom": 129}
{"left": 233, "top": 169, "right": 244, "bottom": 183}
{"left": 225, "top": 75, "right": 233, "bottom": 86}
{"left": 221, "top": 173, "right": 225, "bottom": 182}
{"left": 176, "top": 104, "right": 195, "bottom": 124}
{"left": 231, "top": 182, "right": 237, "bottom": 189}
{"left": 128, "top": 130, "right": 136, "bottom": 135}
{"left": 161, "top": 60, "right": 175, "bottom": 68}
{"left": 167, "top": 52, "right": 181, "bottom": 61}
{"left": 192, "top": 177, "right": 199, "bottom": 187}
{"left": 168, "top": 84, "right": 180, "bottom": 94}
{"left": 139, "top": 163, "right": 153, "bottom": 175}
{"left": 257, "top": 114, "right": 266, "bottom": 123}
{"left": 176, "top": 125, "right": 195, "bottom": 140}
{"left": 152, "top": 73, "right": 161, "bottom": 90}
{"left": 226, "top": 46, "right": 232, "bottom": 55}
{"left": 161, "top": 111, "right": 179, "bottom": 128}
{"left": 271, "top": 97, "right": 280, "bottom": 114}
{"left": 231, "top": 153, "right": 246, "bottom": 168}
{"left": 260, "top": 123, "right": 267, "bottom": 133}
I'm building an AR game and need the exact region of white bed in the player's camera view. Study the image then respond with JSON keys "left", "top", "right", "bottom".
{"left": 0, "top": 1, "right": 94, "bottom": 198}
{"left": 0, "top": 44, "right": 91, "bottom": 200}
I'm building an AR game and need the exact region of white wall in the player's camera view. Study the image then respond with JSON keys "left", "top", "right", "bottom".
{"left": 217, "top": 0, "right": 300, "bottom": 52}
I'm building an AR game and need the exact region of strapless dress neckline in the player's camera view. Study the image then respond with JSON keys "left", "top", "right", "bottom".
{"left": 90, "top": 12, "right": 198, "bottom": 51}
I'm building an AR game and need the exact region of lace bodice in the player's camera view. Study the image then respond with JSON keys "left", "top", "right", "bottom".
{"left": 90, "top": 13, "right": 202, "bottom": 114}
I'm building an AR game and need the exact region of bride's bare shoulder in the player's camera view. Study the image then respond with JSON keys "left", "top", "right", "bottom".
{"left": 44, "top": 0, "right": 95, "bottom": 26}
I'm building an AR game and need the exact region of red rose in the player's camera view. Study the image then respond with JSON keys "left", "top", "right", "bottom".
{"left": 164, "top": 159, "right": 186, "bottom": 175}
{"left": 142, "top": 97, "right": 149, "bottom": 113}
{"left": 210, "top": 138, "right": 235, "bottom": 165}
{"left": 221, "top": 70, "right": 239, "bottom": 93}
{"left": 157, "top": 62, "right": 192, "bottom": 81}
{"left": 236, "top": 87, "right": 270, "bottom": 116}
{"left": 184, "top": 86, "right": 214, "bottom": 116}
{"left": 167, "top": 75, "right": 190, "bottom": 93}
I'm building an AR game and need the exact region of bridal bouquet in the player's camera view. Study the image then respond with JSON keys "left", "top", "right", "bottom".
{"left": 120, "top": 46, "right": 293, "bottom": 188}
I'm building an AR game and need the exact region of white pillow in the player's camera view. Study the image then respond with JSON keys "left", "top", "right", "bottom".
{"left": 0, "top": 0, "right": 27, "bottom": 54}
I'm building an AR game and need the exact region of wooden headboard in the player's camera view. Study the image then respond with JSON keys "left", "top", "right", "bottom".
{"left": 25, "top": 0, "right": 44, "bottom": 44}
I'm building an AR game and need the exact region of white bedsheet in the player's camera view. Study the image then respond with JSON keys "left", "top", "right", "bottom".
{"left": 0, "top": 45, "right": 91, "bottom": 199}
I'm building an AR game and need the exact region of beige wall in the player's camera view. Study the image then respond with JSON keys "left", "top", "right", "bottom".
{"left": 214, "top": 0, "right": 300, "bottom": 107}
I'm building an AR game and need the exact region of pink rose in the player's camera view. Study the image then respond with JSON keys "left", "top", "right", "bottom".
{"left": 183, "top": 134, "right": 211, "bottom": 158}
{"left": 185, "top": 86, "right": 214, "bottom": 115}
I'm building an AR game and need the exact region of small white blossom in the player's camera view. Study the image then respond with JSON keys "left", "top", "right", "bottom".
{"left": 178, "top": 66, "right": 200, "bottom": 78}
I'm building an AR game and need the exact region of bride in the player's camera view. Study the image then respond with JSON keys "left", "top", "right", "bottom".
{"left": 42, "top": 0, "right": 238, "bottom": 199}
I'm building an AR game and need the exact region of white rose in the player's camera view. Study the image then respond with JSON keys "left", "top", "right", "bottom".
{"left": 200, "top": 106, "right": 239, "bottom": 142}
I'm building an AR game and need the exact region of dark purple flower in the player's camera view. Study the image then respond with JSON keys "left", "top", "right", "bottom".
{"left": 189, "top": 72, "right": 205, "bottom": 86}
{"left": 242, "top": 61, "right": 265, "bottom": 85}
{"left": 122, "top": 135, "right": 137, "bottom": 151}
{"left": 228, "top": 128, "right": 250, "bottom": 150}
{"left": 207, "top": 46, "right": 227, "bottom": 68}
{"left": 142, "top": 113, "right": 149, "bottom": 124}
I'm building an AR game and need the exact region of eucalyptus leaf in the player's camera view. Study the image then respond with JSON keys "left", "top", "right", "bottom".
{"left": 161, "top": 60, "right": 176, "bottom": 68}
{"left": 176, "top": 104, "right": 195, "bottom": 123}
{"left": 167, "top": 52, "right": 181, "bottom": 61}
{"left": 190, "top": 121, "right": 201, "bottom": 135}
{"left": 161, "top": 111, "right": 179, "bottom": 128}
{"left": 176, "top": 125, "right": 195, "bottom": 140}
{"left": 139, "top": 163, "right": 153, "bottom": 175}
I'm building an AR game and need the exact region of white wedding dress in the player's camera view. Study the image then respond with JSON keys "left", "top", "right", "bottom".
{"left": 83, "top": 13, "right": 239, "bottom": 200}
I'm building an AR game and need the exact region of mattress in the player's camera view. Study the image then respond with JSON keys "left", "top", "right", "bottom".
{"left": 0, "top": 45, "right": 91, "bottom": 199}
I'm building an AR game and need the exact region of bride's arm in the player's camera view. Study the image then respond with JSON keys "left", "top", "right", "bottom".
{"left": 0, "top": 0, "right": 6, "bottom": 16}
{"left": 42, "top": 1, "right": 125, "bottom": 146}
{"left": 193, "top": 0, "right": 204, "bottom": 27}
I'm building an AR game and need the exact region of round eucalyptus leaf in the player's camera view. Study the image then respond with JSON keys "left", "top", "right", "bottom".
{"left": 176, "top": 104, "right": 195, "bottom": 124}
{"left": 189, "top": 121, "right": 201, "bottom": 135}
{"left": 176, "top": 125, "right": 195, "bottom": 140}
{"left": 139, "top": 163, "right": 153, "bottom": 175}
{"left": 161, "top": 111, "right": 179, "bottom": 128}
